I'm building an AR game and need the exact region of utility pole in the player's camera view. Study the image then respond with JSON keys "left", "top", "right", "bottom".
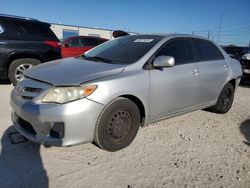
{"left": 192, "top": 31, "right": 194, "bottom": 35}
{"left": 207, "top": 30, "right": 210, "bottom": 39}
{"left": 217, "top": 13, "right": 223, "bottom": 43}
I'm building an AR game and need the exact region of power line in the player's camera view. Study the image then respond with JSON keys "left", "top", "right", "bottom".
{"left": 192, "top": 20, "right": 250, "bottom": 34}
{"left": 207, "top": 20, "right": 250, "bottom": 31}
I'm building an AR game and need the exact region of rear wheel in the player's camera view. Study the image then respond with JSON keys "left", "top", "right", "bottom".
{"left": 8, "top": 58, "right": 41, "bottom": 85}
{"left": 207, "top": 83, "right": 235, "bottom": 114}
{"left": 94, "top": 97, "right": 141, "bottom": 152}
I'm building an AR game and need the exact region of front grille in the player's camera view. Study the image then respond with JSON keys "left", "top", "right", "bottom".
{"left": 23, "top": 87, "right": 42, "bottom": 93}
{"left": 15, "top": 77, "right": 52, "bottom": 101}
{"left": 19, "top": 86, "right": 42, "bottom": 101}
{"left": 242, "top": 59, "right": 250, "bottom": 69}
{"left": 22, "top": 96, "right": 35, "bottom": 100}
{"left": 245, "top": 61, "right": 250, "bottom": 69}
{"left": 17, "top": 116, "right": 36, "bottom": 135}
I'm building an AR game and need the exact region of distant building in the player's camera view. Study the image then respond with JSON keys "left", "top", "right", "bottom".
{"left": 51, "top": 23, "right": 129, "bottom": 40}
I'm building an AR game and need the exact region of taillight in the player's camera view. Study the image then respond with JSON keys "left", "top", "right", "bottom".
{"left": 44, "top": 41, "right": 61, "bottom": 48}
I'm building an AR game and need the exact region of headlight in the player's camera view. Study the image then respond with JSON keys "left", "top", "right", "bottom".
{"left": 42, "top": 85, "right": 97, "bottom": 104}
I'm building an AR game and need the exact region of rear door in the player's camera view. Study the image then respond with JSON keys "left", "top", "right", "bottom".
{"left": 193, "top": 38, "right": 229, "bottom": 104}
{"left": 149, "top": 38, "right": 200, "bottom": 120}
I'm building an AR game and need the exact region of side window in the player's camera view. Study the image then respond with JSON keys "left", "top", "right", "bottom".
{"left": 10, "top": 20, "right": 57, "bottom": 40}
{"left": 83, "top": 38, "right": 99, "bottom": 46}
{"left": 0, "top": 21, "right": 8, "bottom": 40}
{"left": 68, "top": 38, "right": 81, "bottom": 47}
{"left": 156, "top": 38, "right": 194, "bottom": 65}
{"left": 194, "top": 39, "right": 224, "bottom": 61}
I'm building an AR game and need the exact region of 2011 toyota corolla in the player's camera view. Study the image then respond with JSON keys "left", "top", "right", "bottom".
{"left": 10, "top": 34, "right": 242, "bottom": 151}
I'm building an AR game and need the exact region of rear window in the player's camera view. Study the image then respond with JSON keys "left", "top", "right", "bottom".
{"left": 83, "top": 38, "right": 100, "bottom": 46}
{"left": 194, "top": 39, "right": 224, "bottom": 61}
{"left": 8, "top": 20, "right": 58, "bottom": 41}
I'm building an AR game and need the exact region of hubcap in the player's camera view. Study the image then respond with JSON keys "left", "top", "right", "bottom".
{"left": 107, "top": 110, "right": 133, "bottom": 142}
{"left": 15, "top": 64, "right": 33, "bottom": 82}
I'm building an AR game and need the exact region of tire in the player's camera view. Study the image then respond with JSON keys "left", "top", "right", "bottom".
{"left": 94, "top": 97, "right": 141, "bottom": 152}
{"left": 207, "top": 83, "right": 235, "bottom": 114}
{"left": 8, "top": 58, "right": 41, "bottom": 85}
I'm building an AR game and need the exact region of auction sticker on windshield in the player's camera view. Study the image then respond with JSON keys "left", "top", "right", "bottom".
{"left": 134, "top": 39, "right": 154, "bottom": 43}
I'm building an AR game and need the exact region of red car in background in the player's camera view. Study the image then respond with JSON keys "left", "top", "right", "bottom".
{"left": 61, "top": 36, "right": 108, "bottom": 58}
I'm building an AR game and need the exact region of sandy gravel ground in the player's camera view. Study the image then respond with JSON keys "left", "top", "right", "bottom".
{"left": 0, "top": 83, "right": 249, "bottom": 188}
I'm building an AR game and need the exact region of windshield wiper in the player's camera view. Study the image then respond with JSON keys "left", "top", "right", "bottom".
{"left": 82, "top": 55, "right": 112, "bottom": 63}
{"left": 88, "top": 56, "right": 113, "bottom": 63}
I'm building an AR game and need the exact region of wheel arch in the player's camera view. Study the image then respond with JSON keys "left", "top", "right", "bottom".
{"left": 119, "top": 94, "right": 146, "bottom": 127}
{"left": 228, "top": 79, "right": 236, "bottom": 88}
{"left": 6, "top": 52, "right": 44, "bottom": 70}
{"left": 218, "top": 78, "right": 236, "bottom": 97}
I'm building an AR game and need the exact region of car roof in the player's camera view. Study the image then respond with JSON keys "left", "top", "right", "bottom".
{"left": 62, "top": 35, "right": 108, "bottom": 42}
{"left": 135, "top": 33, "right": 212, "bottom": 40}
{"left": 223, "top": 46, "right": 250, "bottom": 49}
{"left": 0, "top": 14, "right": 51, "bottom": 26}
{"left": 0, "top": 14, "right": 38, "bottom": 21}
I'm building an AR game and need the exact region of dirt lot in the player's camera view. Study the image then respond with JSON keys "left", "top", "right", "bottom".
{"left": 0, "top": 84, "right": 249, "bottom": 188}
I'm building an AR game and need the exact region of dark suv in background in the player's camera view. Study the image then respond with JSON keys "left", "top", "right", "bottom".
{"left": 223, "top": 45, "right": 250, "bottom": 83}
{"left": 0, "top": 14, "right": 61, "bottom": 85}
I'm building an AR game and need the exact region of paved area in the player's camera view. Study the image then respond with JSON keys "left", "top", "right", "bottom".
{"left": 0, "top": 84, "right": 249, "bottom": 188}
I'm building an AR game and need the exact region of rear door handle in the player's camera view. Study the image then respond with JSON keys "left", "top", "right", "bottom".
{"left": 192, "top": 69, "right": 200, "bottom": 76}
{"left": 224, "top": 65, "right": 228, "bottom": 70}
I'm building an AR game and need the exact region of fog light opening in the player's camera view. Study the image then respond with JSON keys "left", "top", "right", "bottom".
{"left": 50, "top": 122, "right": 64, "bottom": 139}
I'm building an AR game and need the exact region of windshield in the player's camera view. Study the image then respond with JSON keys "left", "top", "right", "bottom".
{"left": 84, "top": 35, "right": 163, "bottom": 64}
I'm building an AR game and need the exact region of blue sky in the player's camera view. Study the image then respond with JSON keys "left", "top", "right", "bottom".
{"left": 1, "top": 0, "right": 249, "bottom": 46}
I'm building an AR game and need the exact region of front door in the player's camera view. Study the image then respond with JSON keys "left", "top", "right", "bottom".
{"left": 149, "top": 38, "right": 199, "bottom": 120}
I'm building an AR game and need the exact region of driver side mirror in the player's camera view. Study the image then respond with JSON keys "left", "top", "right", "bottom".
{"left": 153, "top": 56, "right": 175, "bottom": 68}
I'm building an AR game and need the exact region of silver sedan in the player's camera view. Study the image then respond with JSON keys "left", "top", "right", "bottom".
{"left": 10, "top": 34, "right": 242, "bottom": 151}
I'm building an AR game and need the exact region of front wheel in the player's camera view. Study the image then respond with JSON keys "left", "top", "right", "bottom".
{"left": 94, "top": 97, "right": 141, "bottom": 152}
{"left": 207, "top": 83, "right": 235, "bottom": 114}
{"left": 8, "top": 58, "right": 41, "bottom": 85}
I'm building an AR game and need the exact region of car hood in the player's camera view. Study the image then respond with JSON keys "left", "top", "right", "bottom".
{"left": 24, "top": 57, "right": 126, "bottom": 86}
